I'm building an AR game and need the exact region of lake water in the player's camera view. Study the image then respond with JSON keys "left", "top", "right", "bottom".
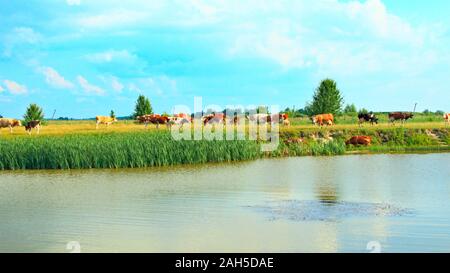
{"left": 0, "top": 153, "right": 449, "bottom": 253}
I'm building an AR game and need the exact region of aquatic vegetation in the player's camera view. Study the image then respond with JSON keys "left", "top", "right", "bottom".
{"left": 0, "top": 132, "right": 261, "bottom": 170}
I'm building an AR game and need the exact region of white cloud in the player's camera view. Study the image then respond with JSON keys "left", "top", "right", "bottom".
{"left": 111, "top": 77, "right": 124, "bottom": 92}
{"left": 67, "top": 0, "right": 81, "bottom": 6}
{"left": 77, "top": 76, "right": 105, "bottom": 95}
{"left": 85, "top": 50, "right": 137, "bottom": 64}
{"left": 39, "top": 67, "right": 74, "bottom": 89}
{"left": 100, "top": 75, "right": 124, "bottom": 92}
{"left": 3, "top": 80, "right": 28, "bottom": 95}
{"left": 3, "top": 27, "right": 42, "bottom": 57}
{"left": 129, "top": 76, "right": 178, "bottom": 97}
{"left": 0, "top": 85, "right": 4, "bottom": 93}
{"left": 77, "top": 10, "right": 148, "bottom": 29}
{"left": 228, "top": 0, "right": 436, "bottom": 75}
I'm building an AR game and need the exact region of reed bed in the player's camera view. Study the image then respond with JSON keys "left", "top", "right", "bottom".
{"left": 0, "top": 132, "right": 261, "bottom": 170}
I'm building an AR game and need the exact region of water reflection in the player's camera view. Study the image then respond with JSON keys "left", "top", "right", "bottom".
{"left": 0, "top": 154, "right": 449, "bottom": 253}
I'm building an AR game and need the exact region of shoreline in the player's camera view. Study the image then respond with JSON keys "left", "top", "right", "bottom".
{"left": 0, "top": 126, "right": 449, "bottom": 170}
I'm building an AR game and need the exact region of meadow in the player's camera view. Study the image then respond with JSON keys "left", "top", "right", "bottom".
{"left": 0, "top": 113, "right": 449, "bottom": 170}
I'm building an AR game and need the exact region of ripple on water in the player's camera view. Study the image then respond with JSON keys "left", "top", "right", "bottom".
{"left": 247, "top": 200, "right": 413, "bottom": 222}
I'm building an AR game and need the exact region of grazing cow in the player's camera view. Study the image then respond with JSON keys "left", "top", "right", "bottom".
{"left": 137, "top": 114, "right": 170, "bottom": 129}
{"left": 358, "top": 112, "right": 379, "bottom": 127}
{"left": 345, "top": 136, "right": 372, "bottom": 146}
{"left": 311, "top": 113, "right": 334, "bottom": 126}
{"left": 0, "top": 118, "right": 21, "bottom": 133}
{"left": 444, "top": 113, "right": 450, "bottom": 125}
{"left": 247, "top": 113, "right": 288, "bottom": 125}
{"left": 96, "top": 116, "right": 118, "bottom": 129}
{"left": 25, "top": 120, "right": 41, "bottom": 135}
{"left": 388, "top": 112, "right": 414, "bottom": 124}
{"left": 168, "top": 116, "right": 191, "bottom": 129}
{"left": 203, "top": 113, "right": 225, "bottom": 125}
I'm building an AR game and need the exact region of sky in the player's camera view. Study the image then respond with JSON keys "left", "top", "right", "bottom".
{"left": 0, "top": 0, "right": 449, "bottom": 118}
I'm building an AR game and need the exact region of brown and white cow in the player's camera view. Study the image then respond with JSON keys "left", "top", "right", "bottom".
{"left": 444, "top": 113, "right": 450, "bottom": 125}
{"left": 0, "top": 118, "right": 21, "bottom": 134}
{"left": 137, "top": 114, "right": 170, "bottom": 129}
{"left": 247, "top": 113, "right": 288, "bottom": 125}
{"left": 25, "top": 120, "right": 41, "bottom": 135}
{"left": 96, "top": 116, "right": 118, "bottom": 129}
{"left": 311, "top": 113, "right": 334, "bottom": 127}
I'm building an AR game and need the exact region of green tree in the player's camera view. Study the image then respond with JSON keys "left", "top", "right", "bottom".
{"left": 23, "top": 103, "right": 44, "bottom": 125}
{"left": 133, "top": 95, "right": 153, "bottom": 118}
{"left": 110, "top": 110, "right": 116, "bottom": 119}
{"left": 358, "top": 108, "right": 369, "bottom": 115}
{"left": 305, "top": 79, "right": 344, "bottom": 115}
{"left": 344, "top": 103, "right": 357, "bottom": 114}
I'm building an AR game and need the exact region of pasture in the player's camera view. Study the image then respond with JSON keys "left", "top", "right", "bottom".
{"left": 0, "top": 115, "right": 449, "bottom": 170}
{"left": 0, "top": 113, "right": 448, "bottom": 138}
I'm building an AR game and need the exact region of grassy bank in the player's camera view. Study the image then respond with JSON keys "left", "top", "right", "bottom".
{"left": 0, "top": 127, "right": 448, "bottom": 170}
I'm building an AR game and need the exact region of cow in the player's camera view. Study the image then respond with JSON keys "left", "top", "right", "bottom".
{"left": 203, "top": 113, "right": 225, "bottom": 125}
{"left": 137, "top": 114, "right": 170, "bottom": 129}
{"left": 25, "top": 120, "right": 41, "bottom": 135}
{"left": 444, "top": 113, "right": 450, "bottom": 125}
{"left": 388, "top": 112, "right": 414, "bottom": 125}
{"left": 311, "top": 113, "right": 334, "bottom": 127}
{"left": 0, "top": 118, "right": 21, "bottom": 134}
{"left": 96, "top": 116, "right": 118, "bottom": 129}
{"left": 358, "top": 112, "right": 379, "bottom": 127}
{"left": 247, "top": 113, "right": 288, "bottom": 125}
{"left": 168, "top": 116, "right": 191, "bottom": 129}
{"left": 345, "top": 136, "right": 372, "bottom": 146}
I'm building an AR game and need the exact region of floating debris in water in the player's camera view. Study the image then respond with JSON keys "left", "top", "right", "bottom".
{"left": 247, "top": 200, "right": 413, "bottom": 222}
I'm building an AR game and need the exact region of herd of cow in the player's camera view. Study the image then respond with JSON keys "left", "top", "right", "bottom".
{"left": 1, "top": 112, "right": 450, "bottom": 142}
{"left": 0, "top": 118, "right": 41, "bottom": 135}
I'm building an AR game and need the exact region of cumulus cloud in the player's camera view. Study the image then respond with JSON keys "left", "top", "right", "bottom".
{"left": 228, "top": 0, "right": 436, "bottom": 76}
{"left": 67, "top": 0, "right": 81, "bottom": 6}
{"left": 3, "top": 80, "right": 28, "bottom": 95}
{"left": 39, "top": 67, "right": 74, "bottom": 89}
{"left": 77, "top": 76, "right": 105, "bottom": 95}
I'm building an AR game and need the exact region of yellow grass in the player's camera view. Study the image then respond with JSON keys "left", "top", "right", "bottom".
{"left": 0, "top": 120, "right": 448, "bottom": 138}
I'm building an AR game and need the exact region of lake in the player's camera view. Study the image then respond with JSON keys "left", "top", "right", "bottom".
{"left": 0, "top": 153, "right": 449, "bottom": 253}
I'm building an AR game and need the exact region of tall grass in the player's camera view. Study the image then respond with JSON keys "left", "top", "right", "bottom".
{"left": 0, "top": 132, "right": 261, "bottom": 170}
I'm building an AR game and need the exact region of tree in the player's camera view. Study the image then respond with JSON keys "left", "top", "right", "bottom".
{"left": 358, "top": 108, "right": 369, "bottom": 115}
{"left": 344, "top": 103, "right": 357, "bottom": 114}
{"left": 110, "top": 110, "right": 116, "bottom": 119}
{"left": 133, "top": 95, "right": 152, "bottom": 118}
{"left": 23, "top": 103, "right": 44, "bottom": 125}
{"left": 305, "top": 79, "right": 344, "bottom": 116}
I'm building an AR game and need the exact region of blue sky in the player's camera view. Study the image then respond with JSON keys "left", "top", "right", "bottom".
{"left": 0, "top": 0, "right": 449, "bottom": 118}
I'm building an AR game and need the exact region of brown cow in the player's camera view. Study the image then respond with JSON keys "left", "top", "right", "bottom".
{"left": 0, "top": 118, "right": 21, "bottom": 134}
{"left": 312, "top": 114, "right": 334, "bottom": 126}
{"left": 388, "top": 112, "right": 414, "bottom": 125}
{"left": 345, "top": 136, "right": 372, "bottom": 146}
{"left": 25, "top": 120, "right": 41, "bottom": 135}
{"left": 137, "top": 114, "right": 170, "bottom": 129}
